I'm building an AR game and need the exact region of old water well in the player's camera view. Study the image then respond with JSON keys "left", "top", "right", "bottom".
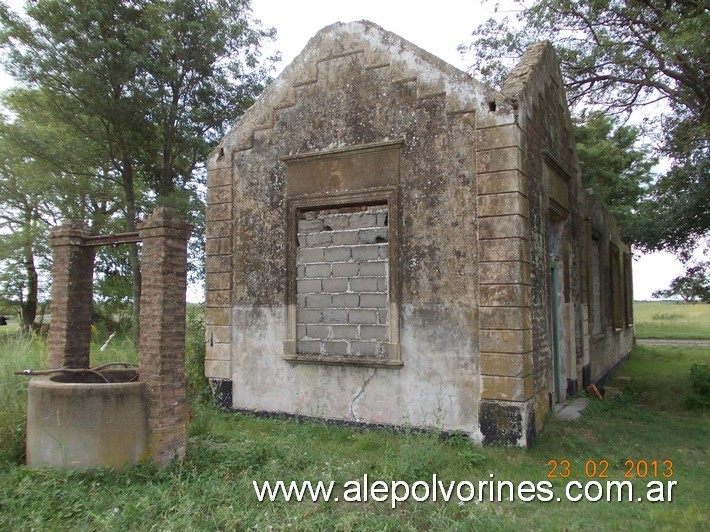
{"left": 26, "top": 369, "right": 148, "bottom": 469}
{"left": 24, "top": 208, "right": 191, "bottom": 469}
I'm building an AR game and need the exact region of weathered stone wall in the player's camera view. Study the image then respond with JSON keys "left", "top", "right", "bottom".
{"left": 474, "top": 117, "right": 535, "bottom": 446}
{"left": 203, "top": 146, "right": 233, "bottom": 388}
{"left": 585, "top": 195, "right": 634, "bottom": 382}
{"left": 205, "top": 21, "right": 504, "bottom": 435}
{"left": 499, "top": 42, "right": 585, "bottom": 439}
{"left": 204, "top": 22, "right": 633, "bottom": 444}
{"left": 492, "top": 41, "right": 633, "bottom": 441}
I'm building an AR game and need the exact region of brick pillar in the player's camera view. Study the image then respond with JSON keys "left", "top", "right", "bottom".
{"left": 48, "top": 220, "right": 94, "bottom": 369}
{"left": 138, "top": 207, "right": 191, "bottom": 466}
{"left": 476, "top": 122, "right": 535, "bottom": 447}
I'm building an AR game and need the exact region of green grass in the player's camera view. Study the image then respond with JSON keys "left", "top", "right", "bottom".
{"left": 0, "top": 334, "right": 47, "bottom": 464}
{"left": 0, "top": 330, "right": 139, "bottom": 465}
{"left": 1, "top": 334, "right": 709, "bottom": 529}
{"left": 0, "top": 321, "right": 21, "bottom": 338}
{"left": 634, "top": 301, "right": 710, "bottom": 339}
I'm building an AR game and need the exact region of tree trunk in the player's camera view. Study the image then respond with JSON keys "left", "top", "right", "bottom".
{"left": 21, "top": 246, "right": 38, "bottom": 331}
{"left": 20, "top": 207, "right": 38, "bottom": 331}
{"left": 128, "top": 242, "right": 141, "bottom": 346}
{"left": 122, "top": 158, "right": 141, "bottom": 347}
{"left": 159, "top": 89, "right": 180, "bottom": 198}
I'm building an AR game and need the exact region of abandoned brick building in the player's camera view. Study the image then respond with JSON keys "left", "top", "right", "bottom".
{"left": 204, "top": 21, "right": 634, "bottom": 446}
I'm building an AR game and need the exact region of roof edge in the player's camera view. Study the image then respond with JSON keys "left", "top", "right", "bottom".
{"left": 211, "top": 20, "right": 509, "bottom": 160}
{"left": 501, "top": 41, "right": 557, "bottom": 104}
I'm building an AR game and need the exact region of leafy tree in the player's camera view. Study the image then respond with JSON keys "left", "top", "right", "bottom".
{"left": 461, "top": 0, "right": 709, "bottom": 259}
{"left": 1, "top": 89, "right": 123, "bottom": 228}
{"left": 2, "top": 0, "right": 155, "bottom": 336}
{"left": 573, "top": 111, "right": 655, "bottom": 235}
{"left": 0, "top": 0, "right": 275, "bottom": 337}
{"left": 0, "top": 142, "right": 47, "bottom": 330}
{"left": 0, "top": 89, "right": 124, "bottom": 329}
{"left": 93, "top": 246, "right": 135, "bottom": 335}
{"left": 652, "top": 262, "right": 710, "bottom": 303}
{"left": 139, "top": 0, "right": 274, "bottom": 198}
{"left": 626, "top": 143, "right": 709, "bottom": 262}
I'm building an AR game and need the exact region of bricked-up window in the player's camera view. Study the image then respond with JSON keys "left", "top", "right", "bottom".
{"left": 590, "top": 236, "right": 603, "bottom": 336}
{"left": 284, "top": 187, "right": 401, "bottom": 367}
{"left": 623, "top": 253, "right": 633, "bottom": 326}
{"left": 609, "top": 243, "right": 622, "bottom": 329}
{"left": 296, "top": 205, "right": 389, "bottom": 358}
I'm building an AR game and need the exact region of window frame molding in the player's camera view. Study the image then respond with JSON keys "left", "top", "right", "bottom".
{"left": 283, "top": 186, "right": 402, "bottom": 368}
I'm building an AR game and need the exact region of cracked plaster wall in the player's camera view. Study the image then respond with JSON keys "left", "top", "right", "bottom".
{"left": 205, "top": 21, "right": 495, "bottom": 435}
{"left": 204, "top": 21, "right": 633, "bottom": 443}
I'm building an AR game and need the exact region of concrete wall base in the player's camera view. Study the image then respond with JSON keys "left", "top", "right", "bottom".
{"left": 479, "top": 399, "right": 536, "bottom": 447}
{"left": 209, "top": 378, "right": 233, "bottom": 409}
